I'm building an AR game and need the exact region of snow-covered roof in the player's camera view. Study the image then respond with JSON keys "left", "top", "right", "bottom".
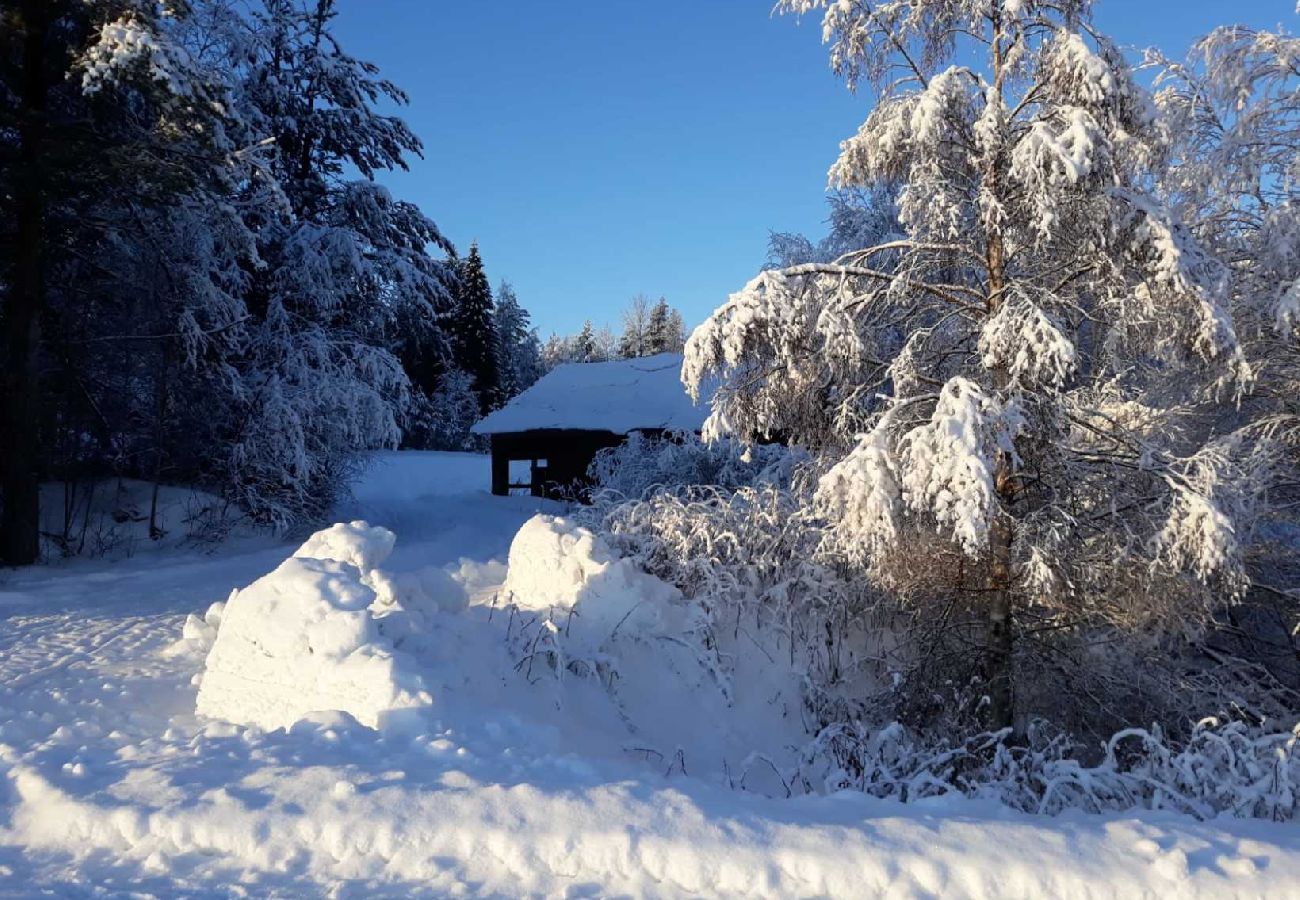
{"left": 472, "top": 353, "right": 708, "bottom": 436}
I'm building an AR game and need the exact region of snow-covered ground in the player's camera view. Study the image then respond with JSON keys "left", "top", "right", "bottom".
{"left": 2, "top": 452, "right": 1298, "bottom": 898}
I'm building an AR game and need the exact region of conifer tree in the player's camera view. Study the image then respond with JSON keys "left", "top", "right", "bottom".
{"left": 0, "top": 0, "right": 234, "bottom": 562}
{"left": 493, "top": 281, "right": 542, "bottom": 401}
{"left": 645, "top": 298, "right": 686, "bottom": 354}
{"left": 572, "top": 321, "right": 597, "bottom": 363}
{"left": 449, "top": 243, "right": 502, "bottom": 414}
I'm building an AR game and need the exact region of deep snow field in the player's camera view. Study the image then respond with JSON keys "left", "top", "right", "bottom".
{"left": 2, "top": 451, "right": 1299, "bottom": 899}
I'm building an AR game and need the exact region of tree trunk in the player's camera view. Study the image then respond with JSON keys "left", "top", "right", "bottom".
{"left": 979, "top": 3, "right": 1017, "bottom": 733}
{"left": 983, "top": 234, "right": 1018, "bottom": 732}
{"left": 1, "top": 0, "right": 50, "bottom": 566}
{"left": 986, "top": 493, "right": 1016, "bottom": 731}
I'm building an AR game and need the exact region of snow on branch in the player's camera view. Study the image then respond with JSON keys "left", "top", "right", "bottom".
{"left": 977, "top": 286, "right": 1077, "bottom": 389}
{"left": 81, "top": 11, "right": 199, "bottom": 98}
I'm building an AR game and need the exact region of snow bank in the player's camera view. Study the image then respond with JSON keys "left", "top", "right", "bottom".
{"left": 195, "top": 521, "right": 431, "bottom": 731}
{"left": 10, "top": 755, "right": 1300, "bottom": 899}
{"left": 501, "top": 514, "right": 693, "bottom": 659}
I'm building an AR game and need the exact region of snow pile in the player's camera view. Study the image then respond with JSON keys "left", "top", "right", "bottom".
{"left": 162, "top": 599, "right": 225, "bottom": 659}
{"left": 501, "top": 514, "right": 699, "bottom": 663}
{"left": 195, "top": 521, "right": 432, "bottom": 731}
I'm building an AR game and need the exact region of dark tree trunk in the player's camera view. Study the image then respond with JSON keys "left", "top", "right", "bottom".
{"left": 986, "top": 496, "right": 1016, "bottom": 731}
{"left": 1, "top": 0, "right": 50, "bottom": 566}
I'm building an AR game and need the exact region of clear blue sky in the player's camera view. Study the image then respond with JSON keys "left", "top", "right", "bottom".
{"left": 333, "top": 0, "right": 1293, "bottom": 338}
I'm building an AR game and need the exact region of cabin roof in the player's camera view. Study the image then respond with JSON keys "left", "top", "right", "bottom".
{"left": 471, "top": 352, "right": 708, "bottom": 436}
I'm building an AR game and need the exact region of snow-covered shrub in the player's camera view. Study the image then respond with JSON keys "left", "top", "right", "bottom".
{"left": 499, "top": 515, "right": 711, "bottom": 688}
{"left": 792, "top": 716, "right": 1300, "bottom": 822}
{"left": 587, "top": 431, "right": 799, "bottom": 500}
{"left": 578, "top": 474, "right": 894, "bottom": 732}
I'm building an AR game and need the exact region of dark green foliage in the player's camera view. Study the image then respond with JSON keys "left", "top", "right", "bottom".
{"left": 448, "top": 243, "right": 501, "bottom": 414}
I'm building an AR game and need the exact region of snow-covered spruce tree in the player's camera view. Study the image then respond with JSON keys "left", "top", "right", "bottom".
{"left": 685, "top": 0, "right": 1279, "bottom": 734}
{"left": 447, "top": 242, "right": 501, "bottom": 414}
{"left": 645, "top": 298, "right": 686, "bottom": 355}
{"left": 1151, "top": 20, "right": 1300, "bottom": 685}
{"left": 571, "top": 320, "right": 597, "bottom": 363}
{"left": 493, "top": 280, "right": 543, "bottom": 401}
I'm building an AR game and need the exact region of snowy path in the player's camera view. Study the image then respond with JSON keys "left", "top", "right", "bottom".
{"left": 1, "top": 452, "right": 1299, "bottom": 898}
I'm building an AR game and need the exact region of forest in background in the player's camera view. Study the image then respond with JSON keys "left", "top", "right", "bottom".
{"left": 0, "top": 0, "right": 696, "bottom": 564}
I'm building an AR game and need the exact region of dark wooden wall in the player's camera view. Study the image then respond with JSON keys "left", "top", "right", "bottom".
{"left": 489, "top": 429, "right": 627, "bottom": 499}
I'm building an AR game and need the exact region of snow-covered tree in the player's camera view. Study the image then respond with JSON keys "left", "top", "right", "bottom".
{"left": 0, "top": 0, "right": 248, "bottom": 561}
{"left": 1, "top": 0, "right": 463, "bottom": 548}
{"left": 1151, "top": 18, "right": 1300, "bottom": 681}
{"left": 541, "top": 332, "right": 571, "bottom": 370}
{"left": 617, "top": 294, "right": 654, "bottom": 359}
{"left": 211, "top": 0, "right": 456, "bottom": 523}
{"left": 768, "top": 187, "right": 903, "bottom": 268}
{"left": 617, "top": 294, "right": 686, "bottom": 358}
{"left": 571, "top": 321, "right": 597, "bottom": 363}
{"left": 645, "top": 298, "right": 686, "bottom": 355}
{"left": 493, "top": 280, "right": 543, "bottom": 400}
{"left": 448, "top": 242, "right": 501, "bottom": 413}
{"left": 685, "top": 0, "right": 1281, "bottom": 732}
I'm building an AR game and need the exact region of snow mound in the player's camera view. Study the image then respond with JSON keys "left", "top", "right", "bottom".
{"left": 501, "top": 514, "right": 688, "bottom": 657}
{"left": 195, "top": 522, "right": 431, "bottom": 731}
{"left": 293, "top": 520, "right": 397, "bottom": 573}
{"left": 162, "top": 598, "right": 225, "bottom": 659}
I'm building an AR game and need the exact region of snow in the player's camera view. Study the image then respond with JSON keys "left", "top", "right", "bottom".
{"left": 501, "top": 514, "right": 692, "bottom": 658}
{"left": 2, "top": 451, "right": 1300, "bottom": 896}
{"left": 195, "top": 521, "right": 432, "bottom": 732}
{"left": 472, "top": 352, "right": 708, "bottom": 436}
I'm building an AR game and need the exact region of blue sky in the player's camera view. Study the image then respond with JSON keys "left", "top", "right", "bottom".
{"left": 334, "top": 0, "right": 1293, "bottom": 338}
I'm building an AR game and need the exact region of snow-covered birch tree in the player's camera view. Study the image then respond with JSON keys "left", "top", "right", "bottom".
{"left": 1150, "top": 17, "right": 1300, "bottom": 682}
{"left": 684, "top": 0, "right": 1281, "bottom": 731}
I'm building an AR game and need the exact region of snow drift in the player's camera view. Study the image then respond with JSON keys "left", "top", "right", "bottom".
{"left": 195, "top": 521, "right": 432, "bottom": 731}
{"left": 500, "top": 514, "right": 697, "bottom": 660}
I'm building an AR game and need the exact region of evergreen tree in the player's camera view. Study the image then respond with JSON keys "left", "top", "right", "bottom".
{"left": 448, "top": 242, "right": 501, "bottom": 414}
{"left": 0, "top": 0, "right": 237, "bottom": 561}
{"left": 493, "top": 280, "right": 542, "bottom": 401}
{"left": 645, "top": 298, "right": 686, "bottom": 354}
{"left": 572, "top": 321, "right": 596, "bottom": 362}
{"left": 0, "top": 0, "right": 462, "bottom": 552}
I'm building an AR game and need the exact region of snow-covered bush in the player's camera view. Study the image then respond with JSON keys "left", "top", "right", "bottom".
{"left": 793, "top": 717, "right": 1300, "bottom": 822}
{"left": 579, "top": 473, "right": 894, "bottom": 733}
{"left": 587, "top": 431, "right": 800, "bottom": 500}
{"left": 499, "top": 515, "right": 711, "bottom": 688}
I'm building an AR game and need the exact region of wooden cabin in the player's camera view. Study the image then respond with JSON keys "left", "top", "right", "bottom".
{"left": 471, "top": 353, "right": 708, "bottom": 498}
